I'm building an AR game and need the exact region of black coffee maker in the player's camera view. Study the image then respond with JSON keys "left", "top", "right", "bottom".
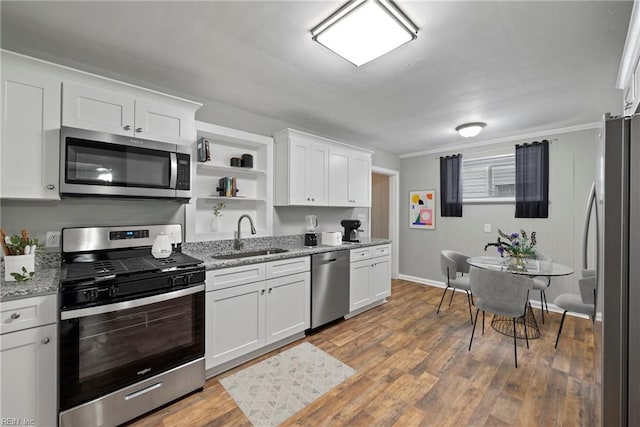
{"left": 341, "top": 219, "right": 361, "bottom": 243}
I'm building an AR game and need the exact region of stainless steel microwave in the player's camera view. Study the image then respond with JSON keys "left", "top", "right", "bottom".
{"left": 60, "top": 127, "right": 191, "bottom": 199}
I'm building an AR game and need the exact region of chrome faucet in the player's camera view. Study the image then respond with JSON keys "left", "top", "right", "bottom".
{"left": 235, "top": 214, "right": 257, "bottom": 250}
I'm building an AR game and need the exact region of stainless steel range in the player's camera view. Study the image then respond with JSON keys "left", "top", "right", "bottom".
{"left": 58, "top": 224, "right": 205, "bottom": 427}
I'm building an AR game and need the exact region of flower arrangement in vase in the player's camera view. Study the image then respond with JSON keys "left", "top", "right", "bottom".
{"left": 484, "top": 229, "right": 537, "bottom": 271}
{"left": 1, "top": 228, "right": 41, "bottom": 282}
{"left": 211, "top": 202, "right": 225, "bottom": 232}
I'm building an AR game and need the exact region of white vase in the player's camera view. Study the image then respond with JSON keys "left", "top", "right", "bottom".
{"left": 212, "top": 215, "right": 222, "bottom": 232}
{"left": 4, "top": 254, "right": 35, "bottom": 282}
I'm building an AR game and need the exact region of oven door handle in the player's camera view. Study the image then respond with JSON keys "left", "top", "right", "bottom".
{"left": 60, "top": 284, "right": 204, "bottom": 320}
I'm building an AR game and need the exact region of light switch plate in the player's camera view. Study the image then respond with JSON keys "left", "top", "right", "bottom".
{"left": 483, "top": 224, "right": 492, "bottom": 233}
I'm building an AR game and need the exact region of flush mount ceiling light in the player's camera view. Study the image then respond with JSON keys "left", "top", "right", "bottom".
{"left": 455, "top": 122, "right": 487, "bottom": 138}
{"left": 311, "top": 0, "right": 418, "bottom": 67}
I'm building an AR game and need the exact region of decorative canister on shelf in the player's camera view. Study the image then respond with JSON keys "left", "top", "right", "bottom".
{"left": 1, "top": 228, "right": 39, "bottom": 282}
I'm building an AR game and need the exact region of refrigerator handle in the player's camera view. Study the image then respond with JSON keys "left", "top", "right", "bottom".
{"left": 582, "top": 181, "right": 601, "bottom": 314}
{"left": 582, "top": 182, "right": 597, "bottom": 269}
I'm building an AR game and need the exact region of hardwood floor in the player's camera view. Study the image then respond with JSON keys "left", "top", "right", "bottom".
{"left": 128, "top": 279, "right": 600, "bottom": 426}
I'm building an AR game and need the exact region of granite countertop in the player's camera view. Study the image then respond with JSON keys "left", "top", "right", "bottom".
{"left": 1, "top": 268, "right": 60, "bottom": 302}
{"left": 0, "top": 236, "right": 392, "bottom": 301}
{"left": 183, "top": 236, "right": 392, "bottom": 271}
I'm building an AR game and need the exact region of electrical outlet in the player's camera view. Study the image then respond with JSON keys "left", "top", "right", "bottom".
{"left": 483, "top": 224, "right": 492, "bottom": 233}
{"left": 46, "top": 231, "right": 61, "bottom": 248}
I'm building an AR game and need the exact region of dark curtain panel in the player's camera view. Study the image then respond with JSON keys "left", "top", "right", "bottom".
{"left": 440, "top": 154, "right": 463, "bottom": 217}
{"left": 515, "top": 140, "right": 549, "bottom": 218}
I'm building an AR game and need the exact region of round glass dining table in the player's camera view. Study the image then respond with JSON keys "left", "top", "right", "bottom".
{"left": 466, "top": 256, "right": 574, "bottom": 339}
{"left": 466, "top": 256, "right": 574, "bottom": 277}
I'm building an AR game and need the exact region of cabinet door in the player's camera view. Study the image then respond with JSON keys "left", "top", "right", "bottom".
{"left": 350, "top": 259, "right": 371, "bottom": 312}
{"left": 205, "top": 282, "right": 265, "bottom": 369}
{"left": 328, "top": 148, "right": 350, "bottom": 206}
{"left": 308, "top": 142, "right": 329, "bottom": 205}
{"left": 265, "top": 272, "right": 310, "bottom": 344}
{"left": 370, "top": 256, "right": 391, "bottom": 300}
{"left": 289, "top": 137, "right": 310, "bottom": 205}
{"left": 1, "top": 324, "right": 57, "bottom": 426}
{"left": 349, "top": 152, "right": 371, "bottom": 207}
{"left": 62, "top": 83, "right": 135, "bottom": 136}
{"left": 134, "top": 98, "right": 193, "bottom": 144}
{"left": 1, "top": 62, "right": 60, "bottom": 199}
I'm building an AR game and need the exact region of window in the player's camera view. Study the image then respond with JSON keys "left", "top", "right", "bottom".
{"left": 462, "top": 154, "right": 515, "bottom": 201}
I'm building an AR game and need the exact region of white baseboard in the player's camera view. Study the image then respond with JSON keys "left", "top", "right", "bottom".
{"left": 397, "top": 274, "right": 593, "bottom": 320}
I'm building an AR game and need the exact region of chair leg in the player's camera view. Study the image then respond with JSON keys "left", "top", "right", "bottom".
{"left": 448, "top": 287, "right": 455, "bottom": 306}
{"left": 465, "top": 291, "right": 473, "bottom": 324}
{"left": 539, "top": 289, "right": 545, "bottom": 324}
{"left": 513, "top": 318, "right": 518, "bottom": 368}
{"left": 555, "top": 311, "right": 568, "bottom": 349}
{"left": 523, "top": 315, "right": 529, "bottom": 349}
{"left": 468, "top": 308, "right": 480, "bottom": 351}
{"left": 436, "top": 286, "right": 450, "bottom": 314}
{"left": 482, "top": 310, "right": 485, "bottom": 334}
{"left": 543, "top": 290, "right": 549, "bottom": 313}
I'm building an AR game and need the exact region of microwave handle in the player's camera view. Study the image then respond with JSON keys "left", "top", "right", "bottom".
{"left": 169, "top": 153, "right": 177, "bottom": 189}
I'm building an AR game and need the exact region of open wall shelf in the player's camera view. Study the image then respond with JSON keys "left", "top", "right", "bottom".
{"left": 185, "top": 121, "right": 273, "bottom": 242}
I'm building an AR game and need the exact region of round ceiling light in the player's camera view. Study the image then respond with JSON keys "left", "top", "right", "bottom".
{"left": 455, "top": 122, "right": 486, "bottom": 138}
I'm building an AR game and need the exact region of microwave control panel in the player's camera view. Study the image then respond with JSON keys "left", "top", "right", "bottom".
{"left": 176, "top": 153, "right": 191, "bottom": 190}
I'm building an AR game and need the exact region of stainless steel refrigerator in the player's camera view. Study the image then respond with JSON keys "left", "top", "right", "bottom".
{"left": 596, "top": 113, "right": 640, "bottom": 426}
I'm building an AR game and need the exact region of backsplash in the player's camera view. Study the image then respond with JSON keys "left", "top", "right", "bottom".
{"left": 183, "top": 234, "right": 304, "bottom": 254}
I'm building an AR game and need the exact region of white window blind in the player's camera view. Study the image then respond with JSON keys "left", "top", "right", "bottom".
{"left": 463, "top": 154, "right": 515, "bottom": 200}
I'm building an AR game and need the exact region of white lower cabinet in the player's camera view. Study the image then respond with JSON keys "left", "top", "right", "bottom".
{"left": 205, "top": 257, "right": 310, "bottom": 371}
{"left": 265, "top": 272, "right": 310, "bottom": 344}
{"left": 0, "top": 295, "right": 57, "bottom": 426}
{"left": 349, "top": 245, "right": 392, "bottom": 313}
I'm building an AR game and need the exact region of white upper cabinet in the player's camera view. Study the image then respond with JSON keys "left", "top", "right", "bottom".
{"left": 329, "top": 148, "right": 371, "bottom": 207}
{"left": 1, "top": 56, "right": 61, "bottom": 200}
{"left": 350, "top": 152, "right": 371, "bottom": 206}
{"left": 62, "top": 83, "right": 196, "bottom": 144}
{"left": 274, "top": 128, "right": 372, "bottom": 207}
{"left": 276, "top": 129, "right": 328, "bottom": 206}
{"left": 62, "top": 82, "right": 134, "bottom": 135}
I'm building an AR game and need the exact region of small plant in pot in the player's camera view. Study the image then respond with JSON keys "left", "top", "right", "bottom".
{"left": 211, "top": 202, "right": 225, "bottom": 232}
{"left": 1, "top": 228, "right": 41, "bottom": 282}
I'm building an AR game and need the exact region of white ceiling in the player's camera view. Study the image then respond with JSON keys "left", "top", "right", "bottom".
{"left": 0, "top": 1, "right": 632, "bottom": 155}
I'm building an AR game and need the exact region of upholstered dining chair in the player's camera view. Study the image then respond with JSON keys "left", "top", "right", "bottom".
{"left": 553, "top": 275, "right": 596, "bottom": 348}
{"left": 438, "top": 250, "right": 474, "bottom": 323}
{"left": 532, "top": 251, "right": 553, "bottom": 324}
{"left": 467, "top": 266, "right": 533, "bottom": 368}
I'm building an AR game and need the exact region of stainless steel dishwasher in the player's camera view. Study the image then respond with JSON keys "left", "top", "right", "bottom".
{"left": 311, "top": 249, "right": 350, "bottom": 329}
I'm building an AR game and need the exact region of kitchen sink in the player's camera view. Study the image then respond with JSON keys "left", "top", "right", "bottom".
{"left": 211, "top": 248, "right": 289, "bottom": 260}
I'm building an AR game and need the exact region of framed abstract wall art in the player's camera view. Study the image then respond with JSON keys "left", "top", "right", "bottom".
{"left": 409, "top": 190, "right": 435, "bottom": 230}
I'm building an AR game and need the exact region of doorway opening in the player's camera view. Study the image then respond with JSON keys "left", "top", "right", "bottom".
{"left": 370, "top": 167, "right": 399, "bottom": 278}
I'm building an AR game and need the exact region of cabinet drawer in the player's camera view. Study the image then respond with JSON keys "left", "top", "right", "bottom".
{"left": 1, "top": 294, "right": 57, "bottom": 335}
{"left": 206, "top": 263, "right": 266, "bottom": 292}
{"left": 372, "top": 245, "right": 391, "bottom": 257}
{"left": 350, "top": 247, "right": 371, "bottom": 261}
{"left": 266, "top": 257, "right": 310, "bottom": 279}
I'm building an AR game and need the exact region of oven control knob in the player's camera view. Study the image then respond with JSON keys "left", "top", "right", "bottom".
{"left": 84, "top": 289, "right": 98, "bottom": 302}
{"left": 109, "top": 286, "right": 119, "bottom": 298}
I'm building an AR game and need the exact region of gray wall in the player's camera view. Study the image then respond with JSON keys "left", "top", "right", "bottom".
{"left": 398, "top": 127, "right": 599, "bottom": 301}
{"left": 0, "top": 199, "right": 184, "bottom": 249}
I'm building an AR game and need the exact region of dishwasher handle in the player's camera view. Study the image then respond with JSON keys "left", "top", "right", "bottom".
{"left": 312, "top": 250, "right": 349, "bottom": 265}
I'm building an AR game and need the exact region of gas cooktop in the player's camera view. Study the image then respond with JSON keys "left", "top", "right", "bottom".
{"left": 61, "top": 251, "right": 202, "bottom": 282}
